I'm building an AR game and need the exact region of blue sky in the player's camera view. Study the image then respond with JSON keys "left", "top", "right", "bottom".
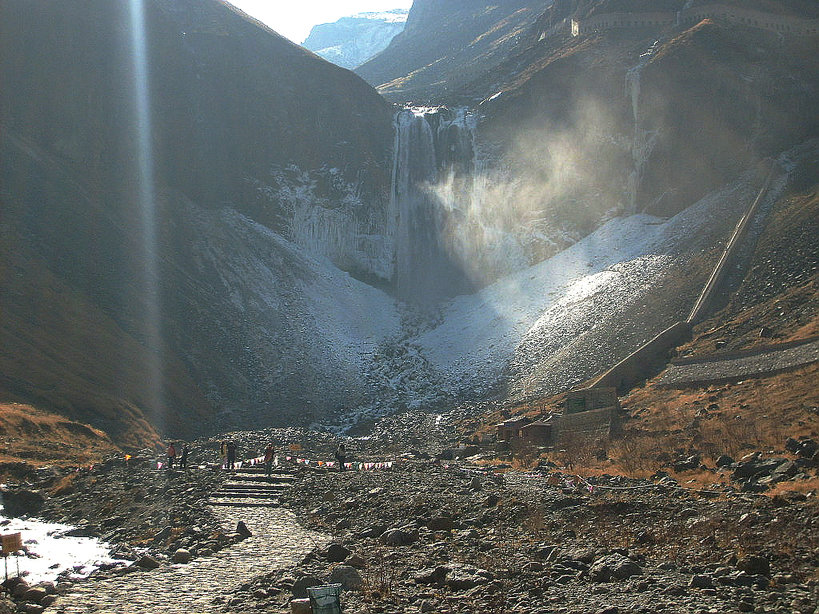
{"left": 227, "top": 0, "right": 413, "bottom": 44}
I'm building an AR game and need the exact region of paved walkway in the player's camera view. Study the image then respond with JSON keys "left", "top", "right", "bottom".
{"left": 658, "top": 338, "right": 819, "bottom": 387}
{"left": 54, "top": 504, "right": 327, "bottom": 613}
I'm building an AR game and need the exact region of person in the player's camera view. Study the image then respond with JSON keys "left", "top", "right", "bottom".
{"left": 167, "top": 442, "right": 177, "bottom": 470}
{"left": 227, "top": 441, "right": 236, "bottom": 471}
{"left": 180, "top": 444, "right": 189, "bottom": 471}
{"left": 263, "top": 443, "right": 275, "bottom": 478}
{"left": 219, "top": 440, "right": 227, "bottom": 468}
{"left": 334, "top": 443, "right": 346, "bottom": 472}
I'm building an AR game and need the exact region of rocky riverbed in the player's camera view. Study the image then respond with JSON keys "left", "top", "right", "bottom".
{"left": 1, "top": 430, "right": 817, "bottom": 614}
{"left": 240, "top": 463, "right": 817, "bottom": 614}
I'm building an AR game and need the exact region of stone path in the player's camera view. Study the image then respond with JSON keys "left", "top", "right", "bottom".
{"left": 658, "top": 337, "right": 819, "bottom": 387}
{"left": 54, "top": 473, "right": 326, "bottom": 613}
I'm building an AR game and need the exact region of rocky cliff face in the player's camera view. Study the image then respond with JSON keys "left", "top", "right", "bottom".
{"left": 355, "top": 0, "right": 545, "bottom": 102}
{"left": 302, "top": 10, "right": 408, "bottom": 69}
{"left": 0, "top": 0, "right": 395, "bottom": 442}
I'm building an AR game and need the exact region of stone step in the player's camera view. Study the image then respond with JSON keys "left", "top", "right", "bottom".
{"left": 207, "top": 499, "right": 280, "bottom": 507}
{"left": 234, "top": 470, "right": 295, "bottom": 480}
{"left": 210, "top": 491, "right": 281, "bottom": 499}
{"left": 221, "top": 482, "right": 288, "bottom": 490}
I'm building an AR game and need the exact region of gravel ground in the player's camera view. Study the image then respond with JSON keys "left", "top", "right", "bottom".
{"left": 244, "top": 461, "right": 819, "bottom": 614}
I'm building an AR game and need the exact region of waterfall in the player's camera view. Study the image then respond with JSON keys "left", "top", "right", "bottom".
{"left": 390, "top": 107, "right": 476, "bottom": 302}
{"left": 676, "top": 0, "right": 695, "bottom": 27}
{"left": 389, "top": 106, "right": 533, "bottom": 300}
{"left": 624, "top": 42, "right": 660, "bottom": 213}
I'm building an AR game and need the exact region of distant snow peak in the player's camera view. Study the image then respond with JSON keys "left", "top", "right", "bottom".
{"left": 302, "top": 9, "right": 408, "bottom": 69}
{"left": 351, "top": 10, "right": 409, "bottom": 24}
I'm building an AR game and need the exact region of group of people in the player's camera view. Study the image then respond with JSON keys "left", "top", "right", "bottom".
{"left": 165, "top": 442, "right": 189, "bottom": 471}
{"left": 164, "top": 439, "right": 351, "bottom": 476}
{"left": 219, "top": 440, "right": 238, "bottom": 471}
{"left": 221, "top": 441, "right": 276, "bottom": 477}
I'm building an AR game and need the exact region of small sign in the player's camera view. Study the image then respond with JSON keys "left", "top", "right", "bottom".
{"left": 1, "top": 533, "right": 22, "bottom": 555}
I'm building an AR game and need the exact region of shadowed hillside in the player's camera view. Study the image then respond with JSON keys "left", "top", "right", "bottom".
{"left": 0, "top": 0, "right": 394, "bottom": 445}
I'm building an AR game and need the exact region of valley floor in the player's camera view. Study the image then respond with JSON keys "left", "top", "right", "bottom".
{"left": 4, "top": 434, "right": 817, "bottom": 614}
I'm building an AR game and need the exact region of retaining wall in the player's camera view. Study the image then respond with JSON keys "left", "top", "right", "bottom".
{"left": 590, "top": 321, "right": 693, "bottom": 392}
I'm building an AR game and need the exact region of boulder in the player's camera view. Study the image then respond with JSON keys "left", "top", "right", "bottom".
{"left": 427, "top": 517, "right": 454, "bottom": 532}
{"left": 445, "top": 564, "right": 491, "bottom": 590}
{"left": 796, "top": 438, "right": 817, "bottom": 458}
{"left": 329, "top": 564, "right": 362, "bottom": 590}
{"left": 589, "top": 554, "right": 642, "bottom": 582}
{"left": 324, "top": 543, "right": 351, "bottom": 563}
{"left": 172, "top": 549, "right": 192, "bottom": 564}
{"left": 689, "top": 574, "right": 714, "bottom": 589}
{"left": 715, "top": 454, "right": 734, "bottom": 467}
{"left": 1, "top": 489, "right": 45, "bottom": 517}
{"left": 415, "top": 566, "right": 450, "bottom": 585}
{"left": 39, "top": 595, "right": 57, "bottom": 607}
{"left": 236, "top": 521, "right": 252, "bottom": 538}
{"left": 737, "top": 555, "right": 770, "bottom": 576}
{"left": 346, "top": 553, "right": 366, "bottom": 568}
{"left": 11, "top": 581, "right": 30, "bottom": 598}
{"left": 673, "top": 454, "right": 701, "bottom": 471}
{"left": 136, "top": 555, "right": 160, "bottom": 570}
{"left": 380, "top": 528, "right": 418, "bottom": 546}
{"left": 22, "top": 587, "right": 47, "bottom": 603}
{"left": 291, "top": 574, "right": 323, "bottom": 598}
{"left": 290, "top": 598, "right": 312, "bottom": 614}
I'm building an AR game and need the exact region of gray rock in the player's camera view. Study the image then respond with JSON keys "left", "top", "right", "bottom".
{"left": 172, "top": 548, "right": 192, "bottom": 564}
{"left": 39, "top": 595, "right": 57, "bottom": 607}
{"left": 380, "top": 528, "right": 418, "bottom": 546}
{"left": 22, "top": 587, "right": 47, "bottom": 603}
{"left": 329, "top": 564, "right": 363, "bottom": 590}
{"left": 715, "top": 454, "right": 735, "bottom": 467}
{"left": 419, "top": 599, "right": 436, "bottom": 612}
{"left": 427, "top": 516, "right": 454, "bottom": 532}
{"left": 415, "top": 566, "right": 449, "bottom": 585}
{"left": 589, "top": 554, "right": 643, "bottom": 582}
{"left": 292, "top": 574, "right": 324, "bottom": 598}
{"left": 737, "top": 555, "right": 770, "bottom": 576}
{"left": 689, "top": 574, "right": 714, "bottom": 589}
{"left": 235, "top": 521, "right": 252, "bottom": 538}
{"left": 324, "top": 543, "right": 351, "bottom": 562}
{"left": 1, "top": 489, "right": 46, "bottom": 518}
{"left": 136, "top": 555, "right": 160, "bottom": 569}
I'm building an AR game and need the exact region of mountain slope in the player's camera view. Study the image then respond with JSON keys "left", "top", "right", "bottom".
{"left": 302, "top": 10, "right": 408, "bottom": 69}
{"left": 0, "top": 0, "right": 395, "bottom": 444}
{"left": 355, "top": 0, "right": 545, "bottom": 102}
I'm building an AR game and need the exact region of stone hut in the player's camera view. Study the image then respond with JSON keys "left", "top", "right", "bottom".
{"left": 495, "top": 416, "right": 532, "bottom": 442}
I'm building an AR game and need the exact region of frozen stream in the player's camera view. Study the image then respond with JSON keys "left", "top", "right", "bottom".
{"left": 0, "top": 502, "right": 126, "bottom": 584}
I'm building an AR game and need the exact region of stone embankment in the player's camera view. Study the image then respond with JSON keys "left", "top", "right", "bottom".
{"left": 658, "top": 337, "right": 819, "bottom": 387}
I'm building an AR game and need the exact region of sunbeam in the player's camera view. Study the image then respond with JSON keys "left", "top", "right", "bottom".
{"left": 127, "top": 0, "right": 164, "bottom": 434}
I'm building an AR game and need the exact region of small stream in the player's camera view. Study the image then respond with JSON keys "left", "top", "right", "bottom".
{"left": 0, "top": 498, "right": 127, "bottom": 584}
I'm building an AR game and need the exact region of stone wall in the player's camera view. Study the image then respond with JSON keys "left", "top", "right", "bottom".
{"left": 555, "top": 406, "right": 621, "bottom": 441}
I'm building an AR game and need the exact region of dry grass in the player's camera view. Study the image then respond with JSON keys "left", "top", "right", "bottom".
{"left": 360, "top": 548, "right": 398, "bottom": 602}
{"left": 0, "top": 402, "right": 118, "bottom": 476}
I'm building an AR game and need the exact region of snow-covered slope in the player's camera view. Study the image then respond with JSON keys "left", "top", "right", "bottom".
{"left": 302, "top": 10, "right": 408, "bottom": 69}
{"left": 325, "top": 166, "right": 784, "bottom": 428}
